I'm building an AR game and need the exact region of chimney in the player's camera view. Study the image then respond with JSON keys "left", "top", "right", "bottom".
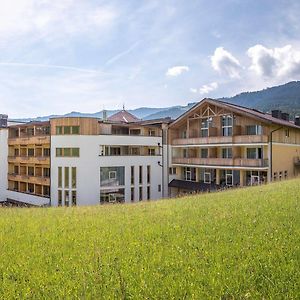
{"left": 102, "top": 110, "right": 107, "bottom": 122}
{"left": 295, "top": 116, "right": 300, "bottom": 126}
{"left": 271, "top": 110, "right": 281, "bottom": 119}
{"left": 281, "top": 112, "right": 290, "bottom": 121}
{"left": 0, "top": 114, "right": 8, "bottom": 128}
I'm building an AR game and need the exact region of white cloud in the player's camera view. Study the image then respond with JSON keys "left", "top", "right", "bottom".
{"left": 211, "top": 47, "right": 241, "bottom": 78}
{"left": 190, "top": 82, "right": 218, "bottom": 94}
{"left": 247, "top": 44, "right": 300, "bottom": 78}
{"left": 166, "top": 66, "right": 189, "bottom": 77}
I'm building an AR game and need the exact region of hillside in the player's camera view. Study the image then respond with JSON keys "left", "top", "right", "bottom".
{"left": 0, "top": 179, "right": 299, "bottom": 298}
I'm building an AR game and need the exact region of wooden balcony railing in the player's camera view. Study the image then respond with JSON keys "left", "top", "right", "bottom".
{"left": 8, "top": 156, "right": 50, "bottom": 164}
{"left": 172, "top": 135, "right": 269, "bottom": 145}
{"left": 8, "top": 173, "right": 50, "bottom": 185}
{"left": 8, "top": 135, "right": 50, "bottom": 145}
{"left": 172, "top": 157, "right": 269, "bottom": 168}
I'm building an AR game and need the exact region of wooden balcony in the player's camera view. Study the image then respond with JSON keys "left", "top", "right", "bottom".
{"left": 8, "top": 135, "right": 50, "bottom": 146}
{"left": 8, "top": 156, "right": 50, "bottom": 165}
{"left": 8, "top": 174, "right": 50, "bottom": 185}
{"left": 172, "top": 157, "right": 269, "bottom": 168}
{"left": 172, "top": 135, "right": 269, "bottom": 146}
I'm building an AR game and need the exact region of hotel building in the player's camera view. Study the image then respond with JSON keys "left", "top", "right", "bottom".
{"left": 1, "top": 98, "right": 300, "bottom": 206}
{"left": 168, "top": 98, "right": 300, "bottom": 195}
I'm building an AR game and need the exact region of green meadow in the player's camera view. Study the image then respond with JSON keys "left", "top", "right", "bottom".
{"left": 0, "top": 179, "right": 299, "bottom": 299}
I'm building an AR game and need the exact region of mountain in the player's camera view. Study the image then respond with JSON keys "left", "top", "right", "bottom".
{"left": 10, "top": 81, "right": 300, "bottom": 122}
{"left": 222, "top": 81, "right": 300, "bottom": 117}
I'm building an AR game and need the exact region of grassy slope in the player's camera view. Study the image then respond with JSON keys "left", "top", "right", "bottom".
{"left": 0, "top": 180, "right": 299, "bottom": 299}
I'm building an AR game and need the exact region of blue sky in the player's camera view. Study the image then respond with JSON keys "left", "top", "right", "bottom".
{"left": 0, "top": 0, "right": 300, "bottom": 118}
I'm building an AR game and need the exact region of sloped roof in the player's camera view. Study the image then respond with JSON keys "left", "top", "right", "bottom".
{"left": 108, "top": 110, "right": 140, "bottom": 123}
{"left": 170, "top": 98, "right": 300, "bottom": 129}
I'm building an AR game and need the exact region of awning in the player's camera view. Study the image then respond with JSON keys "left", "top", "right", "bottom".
{"left": 168, "top": 179, "right": 219, "bottom": 191}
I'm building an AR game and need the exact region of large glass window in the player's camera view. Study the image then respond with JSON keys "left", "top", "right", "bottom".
{"left": 222, "top": 115, "right": 233, "bottom": 136}
{"left": 64, "top": 167, "right": 69, "bottom": 188}
{"left": 246, "top": 148, "right": 262, "bottom": 159}
{"left": 100, "top": 188, "right": 125, "bottom": 204}
{"left": 222, "top": 148, "right": 233, "bottom": 158}
{"left": 72, "top": 167, "right": 76, "bottom": 188}
{"left": 58, "top": 167, "right": 62, "bottom": 187}
{"left": 100, "top": 167, "right": 125, "bottom": 187}
{"left": 246, "top": 125, "right": 262, "bottom": 135}
{"left": 200, "top": 118, "right": 211, "bottom": 137}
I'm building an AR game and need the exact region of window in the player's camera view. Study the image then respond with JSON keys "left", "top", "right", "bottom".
{"left": 158, "top": 184, "right": 161, "bottom": 192}
{"left": 139, "top": 187, "right": 143, "bottom": 201}
{"left": 169, "top": 167, "right": 176, "bottom": 175}
{"left": 43, "top": 168, "right": 50, "bottom": 178}
{"left": 64, "top": 167, "right": 69, "bottom": 188}
{"left": 72, "top": 167, "right": 76, "bottom": 188}
{"left": 131, "top": 166, "right": 134, "bottom": 185}
{"left": 56, "top": 148, "right": 63, "bottom": 157}
{"left": 63, "top": 126, "right": 71, "bottom": 135}
{"left": 72, "top": 191, "right": 77, "bottom": 206}
{"left": 100, "top": 188, "right": 125, "bottom": 204}
{"left": 149, "top": 130, "right": 156, "bottom": 136}
{"left": 14, "top": 165, "right": 19, "bottom": 175}
{"left": 201, "top": 118, "right": 211, "bottom": 137}
{"left": 184, "top": 167, "right": 196, "bottom": 181}
{"left": 43, "top": 186, "right": 50, "bottom": 197}
{"left": 56, "top": 126, "right": 63, "bottom": 135}
{"left": 200, "top": 148, "right": 208, "bottom": 158}
{"left": 14, "top": 148, "right": 19, "bottom": 156}
{"left": 148, "top": 148, "right": 156, "bottom": 156}
{"left": 285, "top": 129, "right": 290, "bottom": 137}
{"left": 58, "top": 190, "right": 62, "bottom": 206}
{"left": 225, "top": 170, "right": 233, "bottom": 186}
{"left": 246, "top": 125, "right": 262, "bottom": 135}
{"left": 71, "top": 148, "right": 80, "bottom": 157}
{"left": 65, "top": 191, "right": 70, "bottom": 207}
{"left": 139, "top": 166, "right": 143, "bottom": 184}
{"left": 28, "top": 183, "right": 34, "bottom": 193}
{"left": 222, "top": 115, "right": 233, "bottom": 136}
{"left": 131, "top": 147, "right": 140, "bottom": 155}
{"left": 279, "top": 171, "right": 282, "bottom": 180}
{"left": 246, "top": 148, "right": 262, "bottom": 159}
{"left": 182, "top": 130, "right": 187, "bottom": 138}
{"left": 71, "top": 126, "right": 80, "bottom": 134}
{"left": 56, "top": 148, "right": 80, "bottom": 157}
{"left": 147, "top": 186, "right": 150, "bottom": 200}
{"left": 222, "top": 148, "right": 233, "bottom": 159}
{"left": 64, "top": 148, "right": 71, "bottom": 156}
{"left": 28, "top": 167, "right": 34, "bottom": 176}
{"left": 131, "top": 187, "right": 134, "bottom": 202}
{"left": 28, "top": 148, "right": 34, "bottom": 157}
{"left": 100, "top": 167, "right": 125, "bottom": 187}
{"left": 58, "top": 167, "right": 62, "bottom": 188}
{"left": 147, "top": 166, "right": 151, "bottom": 184}
{"left": 273, "top": 172, "right": 277, "bottom": 180}
{"left": 110, "top": 147, "right": 121, "bottom": 156}
{"left": 284, "top": 170, "right": 288, "bottom": 179}
{"left": 204, "top": 169, "right": 211, "bottom": 183}
{"left": 183, "top": 149, "right": 188, "bottom": 158}
{"left": 43, "top": 148, "right": 50, "bottom": 157}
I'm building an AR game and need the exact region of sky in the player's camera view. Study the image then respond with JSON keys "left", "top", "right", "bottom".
{"left": 0, "top": 0, "right": 300, "bottom": 118}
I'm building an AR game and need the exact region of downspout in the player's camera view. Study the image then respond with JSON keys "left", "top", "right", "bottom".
{"left": 269, "top": 126, "right": 283, "bottom": 182}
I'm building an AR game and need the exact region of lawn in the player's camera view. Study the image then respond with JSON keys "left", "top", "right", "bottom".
{"left": 0, "top": 179, "right": 299, "bottom": 299}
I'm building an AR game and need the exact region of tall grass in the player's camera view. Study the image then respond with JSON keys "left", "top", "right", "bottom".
{"left": 0, "top": 179, "right": 299, "bottom": 299}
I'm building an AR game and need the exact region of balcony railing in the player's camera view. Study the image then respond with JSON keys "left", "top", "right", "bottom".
{"left": 8, "top": 173, "right": 50, "bottom": 185}
{"left": 172, "top": 157, "right": 269, "bottom": 168}
{"left": 8, "top": 156, "right": 50, "bottom": 164}
{"left": 8, "top": 135, "right": 50, "bottom": 145}
{"left": 172, "top": 135, "right": 269, "bottom": 146}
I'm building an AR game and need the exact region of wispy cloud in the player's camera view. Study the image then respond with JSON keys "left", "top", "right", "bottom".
{"left": 166, "top": 66, "right": 189, "bottom": 77}
{"left": 105, "top": 41, "right": 141, "bottom": 66}
{"left": 190, "top": 82, "right": 218, "bottom": 94}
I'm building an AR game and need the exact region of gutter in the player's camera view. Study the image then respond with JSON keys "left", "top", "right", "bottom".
{"left": 269, "top": 126, "right": 283, "bottom": 182}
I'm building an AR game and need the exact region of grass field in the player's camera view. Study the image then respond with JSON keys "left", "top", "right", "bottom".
{"left": 0, "top": 179, "right": 299, "bottom": 299}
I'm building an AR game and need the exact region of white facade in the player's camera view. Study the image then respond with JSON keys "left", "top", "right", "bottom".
{"left": 51, "top": 135, "right": 165, "bottom": 206}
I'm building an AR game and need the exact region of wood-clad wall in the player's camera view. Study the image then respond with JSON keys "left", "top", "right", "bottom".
{"left": 50, "top": 117, "right": 100, "bottom": 135}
